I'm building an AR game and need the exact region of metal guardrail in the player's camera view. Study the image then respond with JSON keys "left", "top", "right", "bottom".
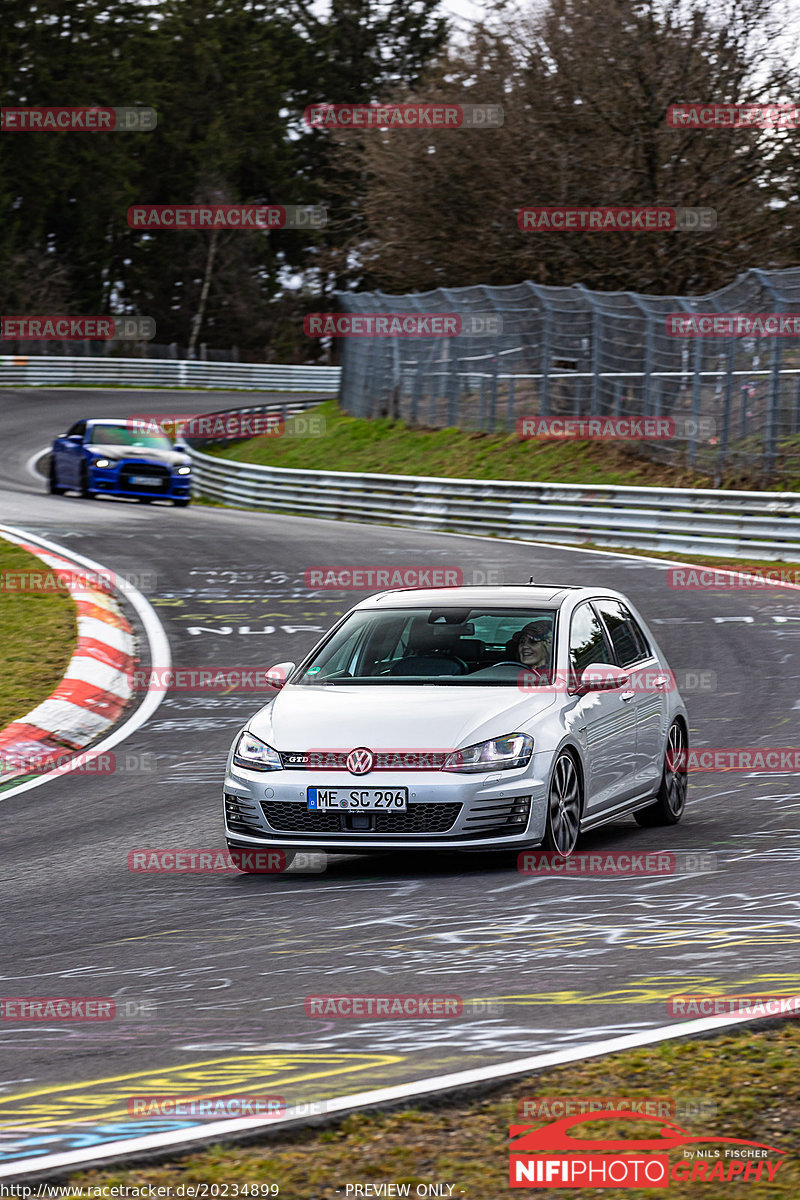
{"left": 0, "top": 356, "right": 341, "bottom": 392}
{"left": 187, "top": 448, "right": 800, "bottom": 560}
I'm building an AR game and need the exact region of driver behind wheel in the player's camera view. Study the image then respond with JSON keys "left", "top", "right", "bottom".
{"left": 511, "top": 620, "right": 552, "bottom": 670}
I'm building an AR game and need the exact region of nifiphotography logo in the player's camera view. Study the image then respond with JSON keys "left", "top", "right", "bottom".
{"left": 508, "top": 1111, "right": 786, "bottom": 1188}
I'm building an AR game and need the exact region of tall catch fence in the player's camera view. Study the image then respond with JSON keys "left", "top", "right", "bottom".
{"left": 336, "top": 267, "right": 800, "bottom": 483}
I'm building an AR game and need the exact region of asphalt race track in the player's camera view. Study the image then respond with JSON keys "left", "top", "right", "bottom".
{"left": 2, "top": 388, "right": 799, "bottom": 1171}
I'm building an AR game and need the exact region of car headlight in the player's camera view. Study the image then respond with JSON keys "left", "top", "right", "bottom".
{"left": 92, "top": 458, "right": 111, "bottom": 469}
{"left": 232, "top": 731, "right": 282, "bottom": 772}
{"left": 443, "top": 733, "right": 533, "bottom": 774}
{"left": 176, "top": 466, "right": 191, "bottom": 475}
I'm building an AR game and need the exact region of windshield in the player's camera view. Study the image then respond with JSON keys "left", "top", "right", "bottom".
{"left": 294, "top": 607, "right": 557, "bottom": 686}
{"left": 89, "top": 424, "right": 173, "bottom": 451}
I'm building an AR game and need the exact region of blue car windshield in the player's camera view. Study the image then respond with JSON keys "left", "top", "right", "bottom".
{"left": 89, "top": 424, "right": 172, "bottom": 450}
{"left": 294, "top": 607, "right": 557, "bottom": 685}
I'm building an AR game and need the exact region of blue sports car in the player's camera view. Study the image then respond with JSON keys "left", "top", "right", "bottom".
{"left": 48, "top": 418, "right": 192, "bottom": 506}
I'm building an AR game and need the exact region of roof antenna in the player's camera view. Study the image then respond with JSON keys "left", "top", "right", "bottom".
{"left": 528, "top": 576, "right": 535, "bottom": 584}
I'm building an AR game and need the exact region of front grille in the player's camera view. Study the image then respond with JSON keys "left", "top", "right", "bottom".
{"left": 279, "top": 750, "right": 447, "bottom": 771}
{"left": 119, "top": 461, "right": 171, "bottom": 493}
{"left": 261, "top": 800, "right": 461, "bottom": 834}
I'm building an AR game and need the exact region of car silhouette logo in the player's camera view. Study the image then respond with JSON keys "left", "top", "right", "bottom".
{"left": 509, "top": 1112, "right": 785, "bottom": 1155}
{"left": 347, "top": 747, "right": 373, "bottom": 775}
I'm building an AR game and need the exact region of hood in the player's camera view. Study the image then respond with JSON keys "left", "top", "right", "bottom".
{"left": 247, "top": 683, "right": 557, "bottom": 754}
{"left": 88, "top": 442, "right": 190, "bottom": 467}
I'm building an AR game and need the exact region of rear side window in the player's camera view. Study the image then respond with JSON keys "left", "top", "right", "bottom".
{"left": 66, "top": 421, "right": 86, "bottom": 438}
{"left": 595, "top": 599, "right": 651, "bottom": 667}
{"left": 569, "top": 602, "right": 614, "bottom": 674}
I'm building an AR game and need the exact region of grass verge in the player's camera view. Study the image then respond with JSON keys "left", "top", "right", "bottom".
{"left": 209, "top": 401, "right": 798, "bottom": 491}
{"left": 64, "top": 1022, "right": 800, "bottom": 1197}
{"left": 0, "top": 539, "right": 77, "bottom": 729}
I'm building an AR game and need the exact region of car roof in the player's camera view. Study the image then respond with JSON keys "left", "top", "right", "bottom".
{"left": 357, "top": 585, "right": 595, "bottom": 609}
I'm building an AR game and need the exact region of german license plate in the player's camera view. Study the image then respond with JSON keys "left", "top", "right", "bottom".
{"left": 307, "top": 787, "right": 408, "bottom": 811}
{"left": 130, "top": 475, "right": 161, "bottom": 487}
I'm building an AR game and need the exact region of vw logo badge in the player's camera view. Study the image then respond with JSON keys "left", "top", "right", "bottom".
{"left": 347, "top": 747, "right": 373, "bottom": 775}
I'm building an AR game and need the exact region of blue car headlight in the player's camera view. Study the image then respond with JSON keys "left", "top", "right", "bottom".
{"left": 176, "top": 466, "right": 191, "bottom": 475}
{"left": 233, "top": 731, "right": 282, "bottom": 772}
{"left": 91, "top": 457, "right": 112, "bottom": 469}
{"left": 443, "top": 733, "right": 533, "bottom": 773}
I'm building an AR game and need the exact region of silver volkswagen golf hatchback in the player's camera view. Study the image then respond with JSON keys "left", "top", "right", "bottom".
{"left": 224, "top": 585, "right": 689, "bottom": 858}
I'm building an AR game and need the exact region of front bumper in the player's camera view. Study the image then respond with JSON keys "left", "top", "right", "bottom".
{"left": 89, "top": 464, "right": 191, "bottom": 500}
{"left": 223, "top": 757, "right": 551, "bottom": 852}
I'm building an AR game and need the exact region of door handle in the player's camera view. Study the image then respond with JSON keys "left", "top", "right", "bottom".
{"left": 620, "top": 690, "right": 635, "bottom": 702}
{"left": 653, "top": 675, "right": 669, "bottom": 689}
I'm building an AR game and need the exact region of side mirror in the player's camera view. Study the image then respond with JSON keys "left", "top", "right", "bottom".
{"left": 579, "top": 663, "right": 630, "bottom": 693}
{"left": 266, "top": 661, "right": 296, "bottom": 690}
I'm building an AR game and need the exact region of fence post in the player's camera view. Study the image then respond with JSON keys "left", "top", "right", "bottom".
{"left": 763, "top": 337, "right": 782, "bottom": 481}
{"left": 590, "top": 309, "right": 602, "bottom": 415}
{"left": 793, "top": 377, "right": 800, "bottom": 436}
{"left": 540, "top": 306, "right": 552, "bottom": 416}
{"left": 487, "top": 357, "right": 499, "bottom": 431}
{"left": 447, "top": 348, "right": 459, "bottom": 427}
{"left": 506, "top": 376, "right": 516, "bottom": 432}
{"left": 717, "top": 338, "right": 735, "bottom": 479}
{"left": 740, "top": 383, "right": 748, "bottom": 439}
{"left": 687, "top": 336, "right": 703, "bottom": 469}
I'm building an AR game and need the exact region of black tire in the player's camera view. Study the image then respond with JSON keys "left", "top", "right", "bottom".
{"left": 173, "top": 498, "right": 191, "bottom": 508}
{"left": 48, "top": 460, "right": 66, "bottom": 495}
{"left": 634, "top": 721, "right": 688, "bottom": 827}
{"left": 542, "top": 751, "right": 582, "bottom": 855}
{"left": 79, "top": 464, "right": 95, "bottom": 499}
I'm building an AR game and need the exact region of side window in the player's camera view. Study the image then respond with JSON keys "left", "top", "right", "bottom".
{"left": 66, "top": 420, "right": 86, "bottom": 438}
{"left": 569, "top": 602, "right": 614, "bottom": 675}
{"left": 595, "top": 599, "right": 651, "bottom": 667}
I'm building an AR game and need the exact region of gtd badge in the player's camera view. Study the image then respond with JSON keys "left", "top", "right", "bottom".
{"left": 347, "top": 747, "right": 374, "bottom": 775}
